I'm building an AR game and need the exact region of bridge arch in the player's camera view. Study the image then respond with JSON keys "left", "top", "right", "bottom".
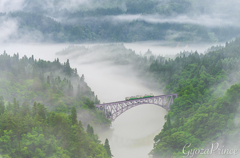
{"left": 96, "top": 93, "right": 178, "bottom": 121}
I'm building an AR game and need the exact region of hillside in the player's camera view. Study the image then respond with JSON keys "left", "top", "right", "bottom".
{"left": 149, "top": 38, "right": 240, "bottom": 157}
{"left": 1, "top": 0, "right": 240, "bottom": 43}
{"left": 0, "top": 52, "right": 110, "bottom": 127}
{"left": 0, "top": 102, "right": 111, "bottom": 158}
{"left": 0, "top": 52, "right": 114, "bottom": 157}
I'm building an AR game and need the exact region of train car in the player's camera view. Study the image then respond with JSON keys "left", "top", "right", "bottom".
{"left": 143, "top": 93, "right": 154, "bottom": 98}
{"left": 129, "top": 96, "right": 138, "bottom": 100}
{"left": 125, "top": 94, "right": 154, "bottom": 101}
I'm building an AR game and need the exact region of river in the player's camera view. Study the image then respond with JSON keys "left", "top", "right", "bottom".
{"left": 0, "top": 41, "right": 222, "bottom": 158}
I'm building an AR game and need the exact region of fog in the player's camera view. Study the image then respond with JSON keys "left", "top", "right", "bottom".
{"left": 0, "top": 0, "right": 24, "bottom": 12}
{"left": 124, "top": 41, "right": 224, "bottom": 56}
{"left": 0, "top": 41, "right": 224, "bottom": 158}
{"left": 2, "top": 0, "right": 240, "bottom": 16}
{"left": 190, "top": 0, "right": 240, "bottom": 16}
{"left": 0, "top": 0, "right": 240, "bottom": 157}
{"left": 0, "top": 18, "right": 18, "bottom": 43}
{"left": 66, "top": 58, "right": 166, "bottom": 158}
{"left": 1, "top": 0, "right": 240, "bottom": 44}
{"left": 0, "top": 0, "right": 124, "bottom": 13}
{"left": 92, "top": 14, "right": 239, "bottom": 28}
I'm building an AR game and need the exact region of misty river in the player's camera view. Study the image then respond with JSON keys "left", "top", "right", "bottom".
{"left": 0, "top": 41, "right": 222, "bottom": 158}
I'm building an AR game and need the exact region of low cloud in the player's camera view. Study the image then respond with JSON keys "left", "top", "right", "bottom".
{"left": 106, "top": 14, "right": 239, "bottom": 27}
{"left": 0, "top": 0, "right": 25, "bottom": 13}
{"left": 0, "top": 0, "right": 90, "bottom": 13}
{"left": 0, "top": 16, "right": 46, "bottom": 43}
{"left": 0, "top": 17, "right": 18, "bottom": 43}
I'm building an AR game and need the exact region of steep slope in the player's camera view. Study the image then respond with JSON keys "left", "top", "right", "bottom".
{"left": 150, "top": 38, "right": 240, "bottom": 157}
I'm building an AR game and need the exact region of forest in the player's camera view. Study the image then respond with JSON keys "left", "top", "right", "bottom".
{"left": 54, "top": 39, "right": 240, "bottom": 157}
{"left": 1, "top": 0, "right": 240, "bottom": 157}
{"left": 149, "top": 38, "right": 240, "bottom": 157}
{"left": 1, "top": 38, "right": 240, "bottom": 157}
{"left": 1, "top": 0, "right": 240, "bottom": 43}
{"left": 0, "top": 53, "right": 112, "bottom": 157}
{"left": 4, "top": 11, "right": 213, "bottom": 43}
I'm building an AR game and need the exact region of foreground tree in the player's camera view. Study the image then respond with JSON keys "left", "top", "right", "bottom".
{"left": 71, "top": 107, "right": 78, "bottom": 125}
{"left": 104, "top": 139, "right": 113, "bottom": 158}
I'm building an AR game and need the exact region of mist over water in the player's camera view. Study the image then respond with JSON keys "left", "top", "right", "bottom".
{"left": 69, "top": 61, "right": 167, "bottom": 158}
{"left": 124, "top": 41, "right": 224, "bottom": 56}
{"left": 0, "top": 41, "right": 222, "bottom": 158}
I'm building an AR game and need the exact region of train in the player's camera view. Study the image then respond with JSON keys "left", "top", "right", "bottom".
{"left": 125, "top": 93, "right": 154, "bottom": 101}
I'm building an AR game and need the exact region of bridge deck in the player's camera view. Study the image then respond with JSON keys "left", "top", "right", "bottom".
{"left": 96, "top": 93, "right": 178, "bottom": 106}
{"left": 95, "top": 93, "right": 178, "bottom": 121}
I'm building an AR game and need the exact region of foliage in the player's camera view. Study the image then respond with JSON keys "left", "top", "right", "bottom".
{"left": 0, "top": 100, "right": 109, "bottom": 158}
{"left": 104, "top": 139, "right": 113, "bottom": 158}
{"left": 0, "top": 52, "right": 110, "bottom": 127}
{"left": 3, "top": 0, "right": 240, "bottom": 43}
{"left": 150, "top": 38, "right": 240, "bottom": 157}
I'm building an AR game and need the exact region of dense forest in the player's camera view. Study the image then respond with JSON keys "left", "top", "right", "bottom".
{"left": 0, "top": 52, "right": 110, "bottom": 127}
{"left": 23, "top": 0, "right": 192, "bottom": 15}
{"left": 0, "top": 102, "right": 112, "bottom": 158}
{"left": 1, "top": 0, "right": 240, "bottom": 43}
{"left": 1, "top": 40, "right": 240, "bottom": 157}
{"left": 0, "top": 53, "right": 112, "bottom": 157}
{"left": 3, "top": 11, "right": 215, "bottom": 43}
{"left": 54, "top": 38, "right": 240, "bottom": 157}
{"left": 56, "top": 38, "right": 240, "bottom": 157}
{"left": 1, "top": 0, "right": 240, "bottom": 157}
{"left": 149, "top": 38, "right": 240, "bottom": 157}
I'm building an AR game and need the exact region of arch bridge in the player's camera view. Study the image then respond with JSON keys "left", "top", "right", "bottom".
{"left": 96, "top": 93, "right": 178, "bottom": 121}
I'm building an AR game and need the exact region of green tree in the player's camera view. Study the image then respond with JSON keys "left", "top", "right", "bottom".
{"left": 71, "top": 107, "right": 78, "bottom": 125}
{"left": 47, "top": 76, "right": 50, "bottom": 84}
{"left": 80, "top": 74, "right": 85, "bottom": 82}
{"left": 167, "top": 115, "right": 171, "bottom": 129}
{"left": 0, "top": 96, "right": 5, "bottom": 115}
{"left": 64, "top": 59, "right": 72, "bottom": 76}
{"left": 87, "top": 124, "right": 94, "bottom": 135}
{"left": 104, "top": 139, "right": 112, "bottom": 158}
{"left": 175, "top": 115, "right": 180, "bottom": 127}
{"left": 0, "top": 130, "right": 15, "bottom": 156}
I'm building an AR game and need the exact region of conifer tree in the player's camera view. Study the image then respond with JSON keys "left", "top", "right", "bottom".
{"left": 78, "top": 120, "right": 84, "bottom": 130}
{"left": 65, "top": 59, "right": 72, "bottom": 76}
{"left": 71, "top": 107, "right": 78, "bottom": 125}
{"left": 95, "top": 95, "right": 100, "bottom": 104}
{"left": 0, "top": 96, "right": 5, "bottom": 115}
{"left": 47, "top": 76, "right": 50, "bottom": 84}
{"left": 104, "top": 139, "right": 112, "bottom": 158}
{"left": 80, "top": 74, "right": 85, "bottom": 82}
{"left": 167, "top": 115, "right": 171, "bottom": 129}
{"left": 13, "top": 98, "right": 19, "bottom": 114}
{"left": 163, "top": 122, "right": 168, "bottom": 131}
{"left": 176, "top": 115, "right": 180, "bottom": 127}
{"left": 87, "top": 124, "right": 94, "bottom": 135}
{"left": 37, "top": 103, "right": 46, "bottom": 120}
{"left": 32, "top": 102, "right": 37, "bottom": 116}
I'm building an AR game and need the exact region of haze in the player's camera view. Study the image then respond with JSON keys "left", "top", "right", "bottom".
{"left": 0, "top": 0, "right": 239, "bottom": 157}
{"left": 0, "top": 41, "right": 223, "bottom": 158}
